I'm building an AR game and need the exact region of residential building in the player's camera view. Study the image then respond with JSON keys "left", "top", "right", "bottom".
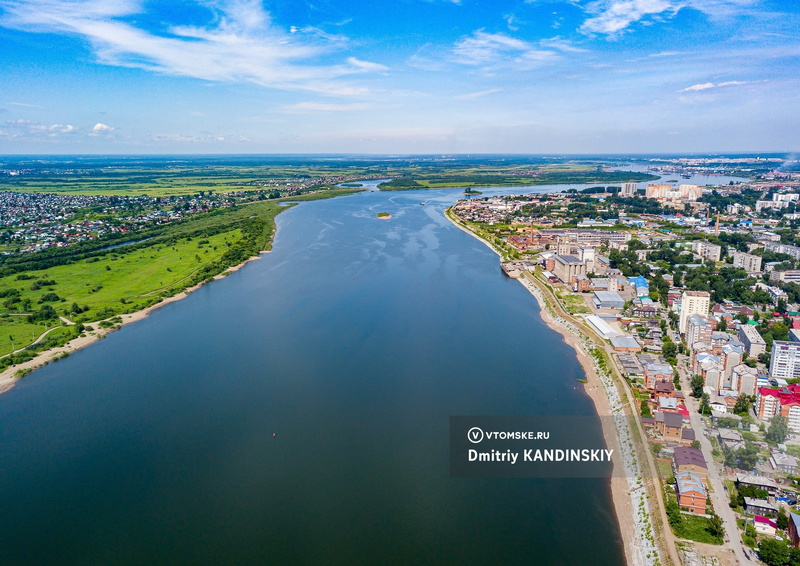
{"left": 655, "top": 411, "right": 683, "bottom": 441}
{"left": 620, "top": 182, "right": 638, "bottom": 197}
{"left": 731, "top": 251, "right": 762, "bottom": 273}
{"left": 673, "top": 446, "right": 707, "bottom": 480}
{"left": 765, "top": 241, "right": 800, "bottom": 261}
{"left": 770, "top": 341, "right": 800, "bottom": 381}
{"left": 679, "top": 291, "right": 711, "bottom": 334}
{"left": 754, "top": 516, "right": 778, "bottom": 537}
{"left": 744, "top": 498, "right": 778, "bottom": 516}
{"left": 691, "top": 240, "right": 722, "bottom": 263}
{"left": 770, "top": 451, "right": 799, "bottom": 475}
{"left": 756, "top": 385, "right": 800, "bottom": 432}
{"left": 731, "top": 364, "right": 759, "bottom": 397}
{"left": 771, "top": 270, "right": 800, "bottom": 284}
{"left": 685, "top": 315, "right": 714, "bottom": 351}
{"left": 737, "top": 474, "right": 780, "bottom": 497}
{"left": 791, "top": 513, "right": 800, "bottom": 548}
{"left": 676, "top": 471, "right": 707, "bottom": 514}
{"left": 738, "top": 324, "right": 767, "bottom": 358}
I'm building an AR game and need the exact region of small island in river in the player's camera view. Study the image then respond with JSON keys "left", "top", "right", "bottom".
{"left": 376, "top": 212, "right": 392, "bottom": 219}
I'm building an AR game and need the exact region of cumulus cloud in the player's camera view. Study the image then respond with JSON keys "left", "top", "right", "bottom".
{"left": 0, "top": 0, "right": 386, "bottom": 96}
{"left": 92, "top": 122, "right": 114, "bottom": 132}
{"left": 0, "top": 119, "right": 77, "bottom": 139}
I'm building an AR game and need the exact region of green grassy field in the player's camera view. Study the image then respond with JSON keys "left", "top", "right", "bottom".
{"left": 0, "top": 318, "right": 52, "bottom": 357}
{"left": 378, "top": 167, "right": 658, "bottom": 190}
{"left": 0, "top": 229, "right": 240, "bottom": 324}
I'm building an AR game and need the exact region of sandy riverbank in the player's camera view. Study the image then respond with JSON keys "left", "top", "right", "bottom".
{"left": 0, "top": 251, "right": 270, "bottom": 397}
{"left": 445, "top": 209, "right": 657, "bottom": 566}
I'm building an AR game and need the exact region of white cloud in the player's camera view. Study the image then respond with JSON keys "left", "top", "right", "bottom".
{"left": 681, "top": 82, "right": 715, "bottom": 91}
{"left": 283, "top": 102, "right": 373, "bottom": 113}
{"left": 580, "top": 0, "right": 678, "bottom": 35}
{"left": 579, "top": 0, "right": 759, "bottom": 36}
{"left": 678, "top": 80, "right": 750, "bottom": 92}
{"left": 0, "top": 119, "right": 78, "bottom": 138}
{"left": 455, "top": 88, "right": 503, "bottom": 100}
{"left": 50, "top": 124, "right": 76, "bottom": 133}
{"left": 452, "top": 31, "right": 560, "bottom": 70}
{"left": 92, "top": 122, "right": 114, "bottom": 132}
{"left": 9, "top": 101, "right": 45, "bottom": 108}
{"left": 0, "top": 0, "right": 386, "bottom": 96}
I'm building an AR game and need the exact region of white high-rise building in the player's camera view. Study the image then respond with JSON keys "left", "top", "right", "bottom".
{"left": 620, "top": 182, "right": 638, "bottom": 197}
{"left": 770, "top": 341, "right": 800, "bottom": 380}
{"left": 732, "top": 252, "right": 762, "bottom": 274}
{"left": 679, "top": 290, "right": 711, "bottom": 334}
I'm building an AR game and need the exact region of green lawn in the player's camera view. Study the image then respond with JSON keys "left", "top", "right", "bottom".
{"left": 673, "top": 513, "right": 724, "bottom": 545}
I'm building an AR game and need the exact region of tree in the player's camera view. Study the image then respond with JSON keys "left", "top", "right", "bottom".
{"left": 778, "top": 507, "right": 789, "bottom": 530}
{"left": 767, "top": 415, "right": 790, "bottom": 445}
{"left": 759, "top": 537, "right": 790, "bottom": 566}
{"left": 734, "top": 395, "right": 753, "bottom": 416}
{"left": 640, "top": 400, "right": 652, "bottom": 418}
{"left": 691, "top": 440, "right": 701, "bottom": 450}
{"left": 700, "top": 393, "right": 712, "bottom": 416}
{"left": 726, "top": 442, "right": 760, "bottom": 470}
{"left": 707, "top": 514, "right": 725, "bottom": 540}
{"left": 690, "top": 375, "right": 705, "bottom": 398}
{"left": 666, "top": 498, "right": 682, "bottom": 528}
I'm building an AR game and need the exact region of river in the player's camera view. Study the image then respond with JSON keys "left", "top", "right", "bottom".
{"left": 0, "top": 183, "right": 625, "bottom": 565}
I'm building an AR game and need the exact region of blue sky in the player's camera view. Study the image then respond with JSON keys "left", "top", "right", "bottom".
{"left": 0, "top": 0, "right": 798, "bottom": 154}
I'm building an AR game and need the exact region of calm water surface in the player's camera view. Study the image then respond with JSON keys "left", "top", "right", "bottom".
{"left": 0, "top": 185, "right": 624, "bottom": 565}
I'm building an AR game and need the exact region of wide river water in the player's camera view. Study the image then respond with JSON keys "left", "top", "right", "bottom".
{"left": 0, "top": 181, "right": 636, "bottom": 565}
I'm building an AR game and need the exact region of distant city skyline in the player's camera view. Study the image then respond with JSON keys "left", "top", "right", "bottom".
{"left": 0, "top": 0, "right": 798, "bottom": 154}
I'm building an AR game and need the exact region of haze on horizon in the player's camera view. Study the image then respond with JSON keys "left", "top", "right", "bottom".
{"left": 0, "top": 0, "right": 798, "bottom": 155}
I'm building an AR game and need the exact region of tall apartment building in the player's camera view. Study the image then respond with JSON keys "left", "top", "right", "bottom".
{"left": 756, "top": 385, "right": 800, "bottom": 432}
{"left": 679, "top": 291, "right": 711, "bottom": 334}
{"left": 738, "top": 324, "right": 767, "bottom": 357}
{"left": 685, "top": 315, "right": 714, "bottom": 350}
{"left": 645, "top": 184, "right": 702, "bottom": 201}
{"left": 691, "top": 241, "right": 722, "bottom": 263}
{"left": 770, "top": 341, "right": 800, "bottom": 380}
{"left": 731, "top": 252, "right": 762, "bottom": 274}
{"left": 620, "top": 182, "right": 638, "bottom": 197}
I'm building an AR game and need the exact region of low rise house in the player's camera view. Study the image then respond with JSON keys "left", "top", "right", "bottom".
{"left": 737, "top": 474, "right": 779, "bottom": 497}
{"left": 673, "top": 446, "right": 708, "bottom": 480}
{"left": 790, "top": 513, "right": 800, "bottom": 548}
{"left": 655, "top": 411, "right": 683, "bottom": 441}
{"left": 754, "top": 515, "right": 778, "bottom": 536}
{"left": 771, "top": 451, "right": 799, "bottom": 475}
{"left": 744, "top": 497, "right": 778, "bottom": 517}
{"left": 676, "top": 471, "right": 707, "bottom": 514}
